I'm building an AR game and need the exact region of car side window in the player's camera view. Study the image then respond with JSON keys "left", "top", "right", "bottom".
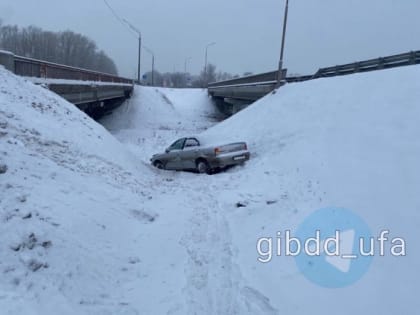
{"left": 168, "top": 138, "right": 185, "bottom": 151}
{"left": 184, "top": 138, "right": 199, "bottom": 148}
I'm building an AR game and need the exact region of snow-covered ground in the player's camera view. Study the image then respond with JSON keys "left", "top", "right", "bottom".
{"left": 1, "top": 64, "right": 419, "bottom": 314}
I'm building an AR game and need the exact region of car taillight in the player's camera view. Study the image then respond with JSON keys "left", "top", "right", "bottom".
{"left": 215, "top": 147, "right": 221, "bottom": 155}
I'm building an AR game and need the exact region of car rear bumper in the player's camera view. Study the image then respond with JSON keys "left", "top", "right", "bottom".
{"left": 208, "top": 150, "right": 250, "bottom": 168}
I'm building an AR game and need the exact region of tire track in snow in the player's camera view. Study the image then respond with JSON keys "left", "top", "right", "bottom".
{"left": 180, "top": 189, "right": 279, "bottom": 315}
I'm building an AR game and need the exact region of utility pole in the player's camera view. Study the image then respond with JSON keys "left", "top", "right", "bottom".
{"left": 103, "top": 1, "right": 142, "bottom": 83}
{"left": 143, "top": 46, "right": 155, "bottom": 86}
{"left": 137, "top": 35, "right": 142, "bottom": 83}
{"left": 277, "top": 0, "right": 289, "bottom": 86}
{"left": 184, "top": 57, "right": 192, "bottom": 73}
{"left": 123, "top": 19, "right": 142, "bottom": 83}
{"left": 204, "top": 42, "right": 216, "bottom": 87}
{"left": 152, "top": 54, "right": 154, "bottom": 85}
{"left": 184, "top": 57, "right": 192, "bottom": 88}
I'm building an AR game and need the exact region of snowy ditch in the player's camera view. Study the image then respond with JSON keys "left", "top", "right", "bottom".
{"left": 1, "top": 65, "right": 419, "bottom": 314}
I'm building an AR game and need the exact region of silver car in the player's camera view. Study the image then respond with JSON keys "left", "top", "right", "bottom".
{"left": 150, "top": 137, "right": 250, "bottom": 174}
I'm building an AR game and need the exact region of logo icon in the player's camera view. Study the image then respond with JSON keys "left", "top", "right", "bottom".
{"left": 294, "top": 207, "right": 373, "bottom": 288}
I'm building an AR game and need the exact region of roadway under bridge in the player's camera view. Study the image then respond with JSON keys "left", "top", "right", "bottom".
{"left": 208, "top": 50, "right": 420, "bottom": 115}
{"left": 0, "top": 50, "right": 134, "bottom": 119}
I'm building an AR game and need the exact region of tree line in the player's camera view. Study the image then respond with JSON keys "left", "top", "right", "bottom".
{"left": 143, "top": 63, "right": 250, "bottom": 88}
{"left": 0, "top": 21, "right": 118, "bottom": 75}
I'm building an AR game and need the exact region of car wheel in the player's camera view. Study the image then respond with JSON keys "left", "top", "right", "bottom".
{"left": 196, "top": 160, "right": 210, "bottom": 174}
{"left": 153, "top": 161, "right": 164, "bottom": 170}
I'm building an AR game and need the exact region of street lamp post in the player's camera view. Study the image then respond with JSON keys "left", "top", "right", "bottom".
{"left": 143, "top": 46, "right": 155, "bottom": 86}
{"left": 123, "top": 19, "right": 142, "bottom": 83}
{"left": 103, "top": 1, "right": 142, "bottom": 83}
{"left": 152, "top": 54, "right": 154, "bottom": 85}
{"left": 184, "top": 57, "right": 192, "bottom": 88}
{"left": 138, "top": 36, "right": 142, "bottom": 83}
{"left": 277, "top": 0, "right": 289, "bottom": 86}
{"left": 204, "top": 42, "right": 216, "bottom": 87}
{"left": 184, "top": 57, "right": 192, "bottom": 73}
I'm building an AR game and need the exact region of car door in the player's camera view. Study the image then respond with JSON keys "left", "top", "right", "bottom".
{"left": 164, "top": 138, "right": 186, "bottom": 170}
{"left": 180, "top": 138, "right": 200, "bottom": 169}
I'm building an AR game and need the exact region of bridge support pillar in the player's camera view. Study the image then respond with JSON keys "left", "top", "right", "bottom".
{"left": 0, "top": 50, "right": 15, "bottom": 72}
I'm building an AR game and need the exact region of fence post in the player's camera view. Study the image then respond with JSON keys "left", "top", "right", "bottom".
{"left": 0, "top": 50, "right": 15, "bottom": 73}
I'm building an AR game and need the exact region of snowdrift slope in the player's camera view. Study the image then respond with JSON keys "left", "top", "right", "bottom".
{"left": 101, "top": 86, "right": 223, "bottom": 161}
{"left": 199, "top": 65, "right": 420, "bottom": 314}
{"left": 0, "top": 69, "right": 200, "bottom": 314}
{"left": 1, "top": 61, "right": 419, "bottom": 315}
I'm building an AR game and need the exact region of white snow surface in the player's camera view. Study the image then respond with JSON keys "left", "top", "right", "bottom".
{"left": 1, "top": 64, "right": 419, "bottom": 314}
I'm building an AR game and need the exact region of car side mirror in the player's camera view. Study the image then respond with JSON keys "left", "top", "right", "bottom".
{"left": 165, "top": 148, "right": 170, "bottom": 153}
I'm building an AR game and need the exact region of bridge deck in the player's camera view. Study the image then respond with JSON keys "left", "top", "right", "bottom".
{"left": 208, "top": 50, "right": 420, "bottom": 106}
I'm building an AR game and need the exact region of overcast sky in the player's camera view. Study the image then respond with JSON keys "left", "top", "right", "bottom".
{"left": 1, "top": 0, "right": 420, "bottom": 78}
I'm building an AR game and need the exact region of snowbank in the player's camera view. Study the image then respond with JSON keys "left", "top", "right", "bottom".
{"left": 1, "top": 61, "right": 419, "bottom": 314}
{"left": 101, "top": 66, "right": 420, "bottom": 314}
{"left": 100, "top": 86, "right": 223, "bottom": 160}
{"left": 200, "top": 65, "right": 420, "bottom": 314}
{"left": 0, "top": 68, "right": 192, "bottom": 314}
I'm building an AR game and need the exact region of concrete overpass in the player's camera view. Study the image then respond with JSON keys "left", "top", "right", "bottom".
{"left": 0, "top": 50, "right": 134, "bottom": 119}
{"left": 208, "top": 50, "right": 420, "bottom": 115}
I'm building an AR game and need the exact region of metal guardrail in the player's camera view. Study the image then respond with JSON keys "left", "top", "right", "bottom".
{"left": 208, "top": 50, "right": 420, "bottom": 89}
{"left": 208, "top": 71, "right": 278, "bottom": 88}
{"left": 314, "top": 50, "right": 420, "bottom": 78}
{"left": 12, "top": 55, "right": 134, "bottom": 84}
{"left": 0, "top": 50, "right": 135, "bottom": 118}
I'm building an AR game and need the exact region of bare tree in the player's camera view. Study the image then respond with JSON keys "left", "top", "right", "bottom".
{"left": 216, "top": 71, "right": 233, "bottom": 82}
{"left": 143, "top": 70, "right": 163, "bottom": 86}
{"left": 0, "top": 24, "right": 118, "bottom": 75}
{"left": 192, "top": 63, "right": 217, "bottom": 87}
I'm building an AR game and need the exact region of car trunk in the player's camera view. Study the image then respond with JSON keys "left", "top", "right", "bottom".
{"left": 217, "top": 142, "right": 247, "bottom": 154}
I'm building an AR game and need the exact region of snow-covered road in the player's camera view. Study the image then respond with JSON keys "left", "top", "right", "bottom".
{"left": 100, "top": 86, "right": 278, "bottom": 314}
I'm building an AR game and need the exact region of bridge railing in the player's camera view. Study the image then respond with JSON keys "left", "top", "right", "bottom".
{"left": 13, "top": 55, "right": 134, "bottom": 84}
{"left": 0, "top": 50, "right": 134, "bottom": 84}
{"left": 208, "top": 50, "right": 420, "bottom": 89}
{"left": 208, "top": 71, "right": 278, "bottom": 88}
{"left": 315, "top": 51, "right": 420, "bottom": 78}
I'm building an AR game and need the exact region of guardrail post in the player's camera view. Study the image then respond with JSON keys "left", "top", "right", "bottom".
{"left": 0, "top": 50, "right": 15, "bottom": 73}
